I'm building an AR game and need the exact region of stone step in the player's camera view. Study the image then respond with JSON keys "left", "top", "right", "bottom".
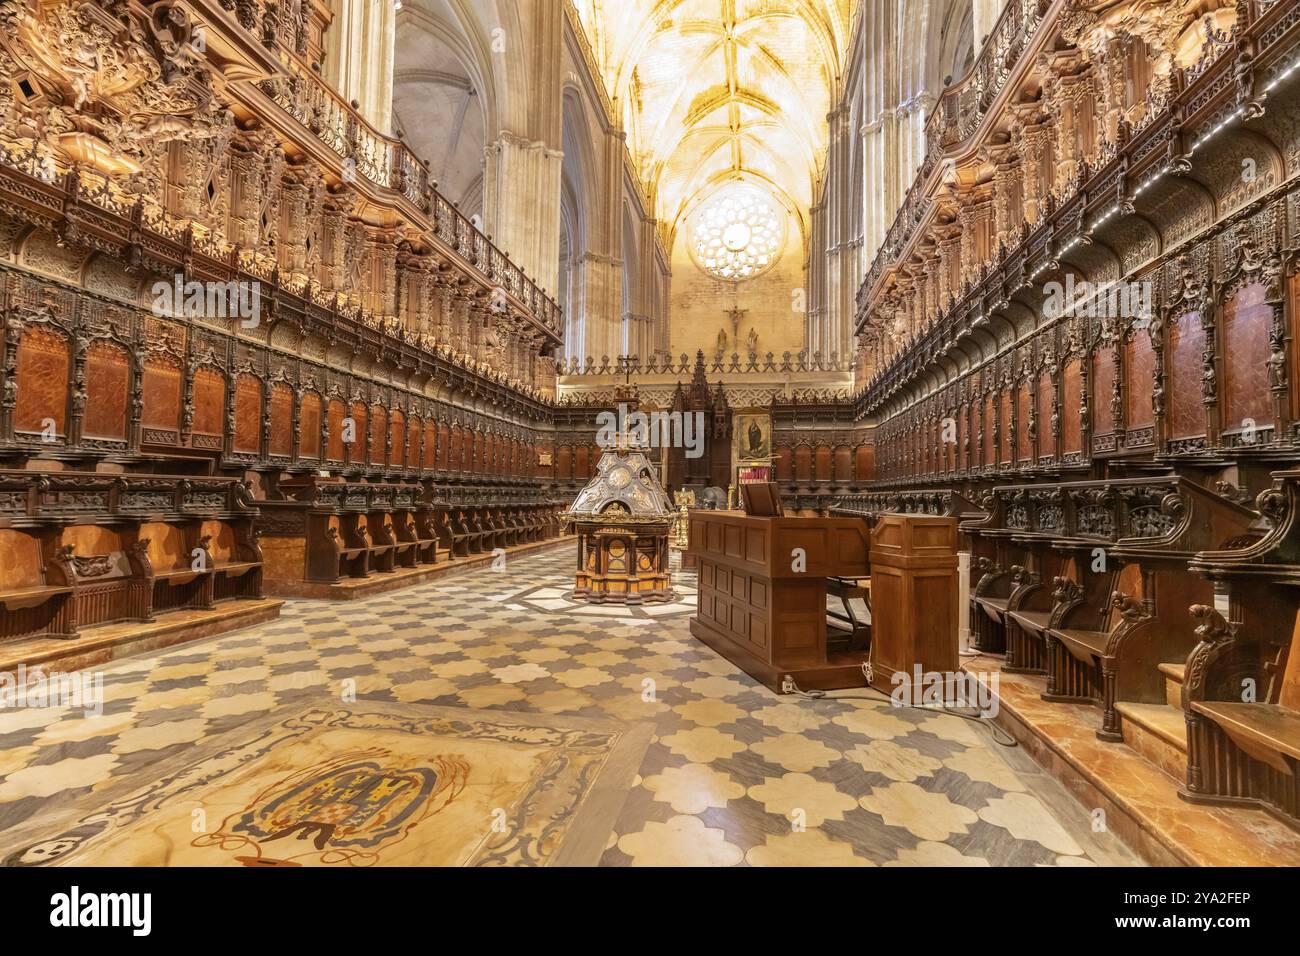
{"left": 1117, "top": 701, "right": 1187, "bottom": 782}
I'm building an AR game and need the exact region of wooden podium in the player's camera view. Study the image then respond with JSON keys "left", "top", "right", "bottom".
{"left": 687, "top": 511, "right": 871, "bottom": 692}
{"left": 867, "top": 513, "right": 960, "bottom": 693}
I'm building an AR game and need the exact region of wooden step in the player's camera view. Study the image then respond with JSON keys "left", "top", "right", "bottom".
{"left": 1116, "top": 701, "right": 1187, "bottom": 782}
{"left": 1157, "top": 661, "right": 1185, "bottom": 709}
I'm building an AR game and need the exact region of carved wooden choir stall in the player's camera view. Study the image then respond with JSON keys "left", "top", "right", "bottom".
{"left": 0, "top": 0, "right": 566, "bottom": 659}
{"left": 0, "top": 471, "right": 264, "bottom": 643}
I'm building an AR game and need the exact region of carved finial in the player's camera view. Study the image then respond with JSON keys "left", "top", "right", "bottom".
{"left": 1190, "top": 604, "right": 1235, "bottom": 642}
{"left": 1111, "top": 590, "right": 1147, "bottom": 622}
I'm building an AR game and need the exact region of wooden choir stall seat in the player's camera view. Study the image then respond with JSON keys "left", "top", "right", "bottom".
{"left": 140, "top": 521, "right": 207, "bottom": 613}
{"left": 0, "top": 526, "right": 74, "bottom": 640}
{"left": 432, "top": 504, "right": 465, "bottom": 557}
{"left": 0, "top": 472, "right": 264, "bottom": 643}
{"left": 258, "top": 476, "right": 561, "bottom": 592}
{"left": 1181, "top": 470, "right": 1300, "bottom": 828}
{"left": 1047, "top": 480, "right": 1256, "bottom": 743}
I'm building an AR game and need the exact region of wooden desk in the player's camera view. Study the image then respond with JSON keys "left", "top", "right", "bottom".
{"left": 687, "top": 511, "right": 871, "bottom": 692}
{"left": 868, "top": 513, "right": 960, "bottom": 693}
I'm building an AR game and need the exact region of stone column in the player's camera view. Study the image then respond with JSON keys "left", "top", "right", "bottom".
{"left": 323, "top": 0, "right": 397, "bottom": 132}
{"left": 972, "top": 0, "right": 1008, "bottom": 50}
{"left": 483, "top": 131, "right": 564, "bottom": 296}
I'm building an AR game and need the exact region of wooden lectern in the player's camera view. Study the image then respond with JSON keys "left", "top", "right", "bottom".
{"left": 868, "top": 513, "right": 960, "bottom": 692}
{"left": 687, "top": 511, "right": 871, "bottom": 692}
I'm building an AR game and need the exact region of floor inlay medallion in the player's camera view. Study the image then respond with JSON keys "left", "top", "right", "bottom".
{"left": 0, "top": 700, "right": 651, "bottom": 868}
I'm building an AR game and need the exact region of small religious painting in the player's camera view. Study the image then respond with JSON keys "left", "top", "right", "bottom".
{"left": 734, "top": 413, "right": 771, "bottom": 461}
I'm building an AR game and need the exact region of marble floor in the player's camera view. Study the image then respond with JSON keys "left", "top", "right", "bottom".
{"left": 0, "top": 550, "right": 1139, "bottom": 866}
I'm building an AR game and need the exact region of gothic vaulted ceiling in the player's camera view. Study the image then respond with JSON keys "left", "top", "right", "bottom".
{"left": 573, "top": 0, "right": 855, "bottom": 243}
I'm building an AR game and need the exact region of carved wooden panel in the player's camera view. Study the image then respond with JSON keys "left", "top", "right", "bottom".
{"left": 405, "top": 415, "right": 420, "bottom": 469}
{"left": 855, "top": 444, "right": 873, "bottom": 481}
{"left": 1091, "top": 343, "right": 1115, "bottom": 441}
{"left": 191, "top": 368, "right": 225, "bottom": 439}
{"left": 326, "top": 398, "right": 346, "bottom": 461}
{"left": 1126, "top": 333, "right": 1155, "bottom": 430}
{"left": 1290, "top": 272, "right": 1300, "bottom": 422}
{"left": 1037, "top": 370, "right": 1055, "bottom": 457}
{"left": 350, "top": 403, "right": 367, "bottom": 462}
{"left": 299, "top": 392, "right": 322, "bottom": 460}
{"left": 388, "top": 409, "right": 405, "bottom": 469}
{"left": 422, "top": 421, "right": 436, "bottom": 470}
{"left": 458, "top": 427, "right": 472, "bottom": 472}
{"left": 82, "top": 339, "right": 128, "bottom": 440}
{"left": 1222, "top": 283, "right": 1274, "bottom": 432}
{"left": 1017, "top": 382, "right": 1032, "bottom": 462}
{"left": 983, "top": 394, "right": 996, "bottom": 464}
{"left": 1000, "top": 391, "right": 1013, "bottom": 462}
{"left": 775, "top": 445, "right": 793, "bottom": 481}
{"left": 369, "top": 405, "right": 387, "bottom": 464}
{"left": 269, "top": 384, "right": 293, "bottom": 457}
{"left": 958, "top": 406, "right": 970, "bottom": 472}
{"left": 815, "top": 445, "right": 832, "bottom": 481}
{"left": 795, "top": 445, "right": 812, "bottom": 482}
{"left": 233, "top": 374, "right": 261, "bottom": 453}
{"left": 1168, "top": 310, "right": 1205, "bottom": 440}
{"left": 142, "top": 355, "right": 182, "bottom": 437}
{"left": 1062, "top": 360, "right": 1082, "bottom": 455}
{"left": 15, "top": 327, "right": 70, "bottom": 435}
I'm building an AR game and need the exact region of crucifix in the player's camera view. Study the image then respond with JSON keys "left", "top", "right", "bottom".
{"left": 725, "top": 305, "right": 748, "bottom": 344}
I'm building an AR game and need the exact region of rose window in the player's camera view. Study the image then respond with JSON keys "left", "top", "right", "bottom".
{"left": 690, "top": 187, "right": 786, "bottom": 281}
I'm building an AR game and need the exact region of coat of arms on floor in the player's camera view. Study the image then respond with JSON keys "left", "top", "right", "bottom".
{"left": 0, "top": 701, "right": 652, "bottom": 867}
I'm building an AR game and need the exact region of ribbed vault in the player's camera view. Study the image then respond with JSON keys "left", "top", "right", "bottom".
{"left": 573, "top": 0, "right": 855, "bottom": 242}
